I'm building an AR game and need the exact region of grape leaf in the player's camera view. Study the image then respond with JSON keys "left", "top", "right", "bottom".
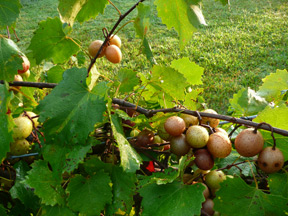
{"left": 106, "top": 167, "right": 136, "bottom": 215}
{"left": 10, "top": 161, "right": 40, "bottom": 211}
{"left": 215, "top": 150, "right": 256, "bottom": 177}
{"left": 142, "top": 37, "right": 156, "bottom": 65}
{"left": 134, "top": 4, "right": 155, "bottom": 65}
{"left": 87, "top": 64, "right": 100, "bottom": 91}
{"left": 84, "top": 157, "right": 137, "bottom": 215}
{"left": 170, "top": 57, "right": 204, "bottom": 86}
{"left": 268, "top": 173, "right": 288, "bottom": 198}
{"left": 0, "top": 0, "right": 21, "bottom": 29}
{"left": 28, "top": 17, "right": 79, "bottom": 64}
{"left": 0, "top": 37, "right": 23, "bottom": 81}
{"left": 0, "top": 205, "right": 7, "bottom": 216}
{"left": 0, "top": 83, "right": 14, "bottom": 162}
{"left": 188, "top": 3, "right": 207, "bottom": 27}
{"left": 42, "top": 143, "right": 91, "bottom": 175}
{"left": 254, "top": 104, "right": 288, "bottom": 160}
{"left": 76, "top": 0, "right": 108, "bottom": 23}
{"left": 37, "top": 68, "right": 107, "bottom": 144}
{"left": 41, "top": 205, "right": 76, "bottom": 216}
{"left": 214, "top": 177, "right": 288, "bottom": 215}
{"left": 154, "top": 0, "right": 205, "bottom": 49}
{"left": 110, "top": 114, "right": 142, "bottom": 173}
{"left": 139, "top": 181, "right": 205, "bottom": 216}
{"left": 134, "top": 3, "right": 150, "bottom": 39}
{"left": 9, "top": 200, "right": 32, "bottom": 216}
{"left": 183, "top": 88, "right": 204, "bottom": 110}
{"left": 58, "top": 0, "right": 87, "bottom": 27}
{"left": 46, "top": 65, "right": 65, "bottom": 83}
{"left": 150, "top": 65, "right": 187, "bottom": 102}
{"left": 254, "top": 104, "right": 288, "bottom": 130}
{"left": 24, "top": 160, "right": 65, "bottom": 206}
{"left": 115, "top": 69, "right": 139, "bottom": 94}
{"left": 138, "top": 168, "right": 179, "bottom": 187}
{"left": 66, "top": 171, "right": 112, "bottom": 216}
{"left": 257, "top": 69, "right": 288, "bottom": 102}
{"left": 229, "top": 87, "right": 268, "bottom": 116}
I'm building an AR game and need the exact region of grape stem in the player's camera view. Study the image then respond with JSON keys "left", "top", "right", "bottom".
{"left": 108, "top": 0, "right": 122, "bottom": 16}
{"left": 6, "top": 26, "right": 10, "bottom": 39}
{"left": 255, "top": 122, "right": 276, "bottom": 149}
{"left": 136, "top": 148, "right": 167, "bottom": 169}
{"left": 87, "top": 0, "right": 146, "bottom": 76}
{"left": 217, "top": 160, "right": 256, "bottom": 171}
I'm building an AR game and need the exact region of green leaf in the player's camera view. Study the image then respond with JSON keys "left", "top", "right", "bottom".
{"left": 171, "top": 57, "right": 204, "bottom": 86}
{"left": 24, "top": 160, "right": 65, "bottom": 206}
{"left": 183, "top": 88, "right": 204, "bottom": 110}
{"left": 87, "top": 64, "right": 100, "bottom": 91}
{"left": 115, "top": 69, "right": 139, "bottom": 94}
{"left": 28, "top": 17, "right": 80, "bottom": 64}
{"left": 154, "top": 0, "right": 205, "bottom": 49}
{"left": 254, "top": 104, "right": 288, "bottom": 160}
{"left": 257, "top": 69, "right": 288, "bottom": 102}
{"left": 139, "top": 181, "right": 205, "bottom": 216}
{"left": 134, "top": 3, "right": 151, "bottom": 39}
{"left": 58, "top": 0, "right": 87, "bottom": 26}
{"left": 10, "top": 161, "right": 40, "bottom": 211}
{"left": 0, "top": 205, "right": 7, "bottom": 216}
{"left": 41, "top": 205, "right": 76, "bottom": 216}
{"left": 106, "top": 166, "right": 136, "bottom": 215}
{"left": 268, "top": 173, "right": 288, "bottom": 198}
{"left": 0, "top": 83, "right": 13, "bottom": 162}
{"left": 37, "top": 68, "right": 107, "bottom": 144}
{"left": 67, "top": 171, "right": 112, "bottom": 216}
{"left": 215, "top": 150, "right": 256, "bottom": 177}
{"left": 0, "top": 37, "right": 23, "bottom": 81}
{"left": 84, "top": 157, "right": 137, "bottom": 215}
{"left": 43, "top": 143, "right": 91, "bottom": 175}
{"left": 46, "top": 65, "right": 65, "bottom": 83}
{"left": 229, "top": 87, "right": 268, "bottom": 116}
{"left": 138, "top": 168, "right": 179, "bottom": 187}
{"left": 0, "top": 0, "right": 21, "bottom": 29}
{"left": 110, "top": 114, "right": 142, "bottom": 173}
{"left": 254, "top": 104, "right": 288, "bottom": 131}
{"left": 142, "top": 37, "right": 156, "bottom": 65}
{"left": 76, "top": 0, "right": 108, "bottom": 23}
{"left": 214, "top": 177, "right": 288, "bottom": 216}
{"left": 150, "top": 65, "right": 187, "bottom": 102}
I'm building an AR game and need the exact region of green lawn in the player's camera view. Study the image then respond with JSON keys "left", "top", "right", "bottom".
{"left": 6, "top": 0, "right": 288, "bottom": 114}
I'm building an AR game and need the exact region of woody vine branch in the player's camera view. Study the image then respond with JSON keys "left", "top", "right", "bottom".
{"left": 2, "top": 80, "right": 288, "bottom": 137}
{"left": 87, "top": 0, "right": 146, "bottom": 74}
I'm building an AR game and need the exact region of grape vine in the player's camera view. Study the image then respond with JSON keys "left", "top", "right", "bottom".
{"left": 0, "top": 0, "right": 287, "bottom": 215}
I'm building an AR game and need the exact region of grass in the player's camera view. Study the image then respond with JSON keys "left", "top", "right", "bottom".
{"left": 4, "top": 0, "right": 288, "bottom": 114}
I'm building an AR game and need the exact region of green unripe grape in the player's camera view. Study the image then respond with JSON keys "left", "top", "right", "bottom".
{"left": 186, "top": 125, "right": 209, "bottom": 148}
{"left": 10, "top": 139, "right": 30, "bottom": 155}
{"left": 22, "top": 111, "right": 39, "bottom": 127}
{"left": 205, "top": 170, "right": 226, "bottom": 190}
{"left": 12, "top": 117, "right": 33, "bottom": 140}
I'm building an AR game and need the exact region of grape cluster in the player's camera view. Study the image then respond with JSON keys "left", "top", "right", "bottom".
{"left": 88, "top": 34, "right": 122, "bottom": 64}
